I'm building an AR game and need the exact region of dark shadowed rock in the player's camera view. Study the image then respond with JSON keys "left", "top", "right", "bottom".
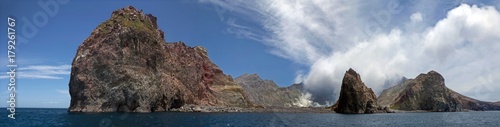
{"left": 332, "top": 68, "right": 388, "bottom": 114}
{"left": 378, "top": 70, "right": 500, "bottom": 111}
{"left": 288, "top": 82, "right": 304, "bottom": 92}
{"left": 68, "top": 6, "right": 249, "bottom": 112}
{"left": 235, "top": 74, "right": 302, "bottom": 107}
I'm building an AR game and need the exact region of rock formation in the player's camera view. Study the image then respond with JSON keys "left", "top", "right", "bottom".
{"left": 332, "top": 68, "right": 388, "bottom": 114}
{"left": 68, "top": 6, "right": 250, "bottom": 112}
{"left": 234, "top": 74, "right": 302, "bottom": 107}
{"left": 287, "top": 82, "right": 304, "bottom": 92}
{"left": 378, "top": 70, "right": 500, "bottom": 111}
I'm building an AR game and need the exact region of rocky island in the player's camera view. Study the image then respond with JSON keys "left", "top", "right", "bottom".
{"left": 68, "top": 6, "right": 250, "bottom": 112}
{"left": 68, "top": 6, "right": 499, "bottom": 113}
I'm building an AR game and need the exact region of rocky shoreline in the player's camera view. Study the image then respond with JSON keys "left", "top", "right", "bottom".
{"left": 164, "top": 106, "right": 489, "bottom": 113}
{"left": 170, "top": 104, "right": 332, "bottom": 113}
{"left": 170, "top": 105, "right": 246, "bottom": 113}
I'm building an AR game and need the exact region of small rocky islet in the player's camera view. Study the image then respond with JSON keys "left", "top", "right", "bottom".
{"left": 68, "top": 6, "right": 500, "bottom": 114}
{"left": 331, "top": 68, "right": 393, "bottom": 114}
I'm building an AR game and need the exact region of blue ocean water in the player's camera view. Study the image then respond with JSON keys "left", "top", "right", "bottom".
{"left": 1, "top": 108, "right": 499, "bottom": 127}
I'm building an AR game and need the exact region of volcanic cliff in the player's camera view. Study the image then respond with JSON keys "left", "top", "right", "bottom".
{"left": 378, "top": 70, "right": 500, "bottom": 111}
{"left": 68, "top": 6, "right": 250, "bottom": 112}
{"left": 235, "top": 74, "right": 302, "bottom": 107}
{"left": 332, "top": 68, "right": 390, "bottom": 114}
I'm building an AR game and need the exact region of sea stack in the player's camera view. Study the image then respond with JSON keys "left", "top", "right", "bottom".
{"left": 68, "top": 6, "right": 249, "bottom": 112}
{"left": 332, "top": 68, "right": 388, "bottom": 114}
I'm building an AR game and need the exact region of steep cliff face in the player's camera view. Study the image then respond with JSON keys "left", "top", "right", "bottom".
{"left": 287, "top": 83, "right": 304, "bottom": 92}
{"left": 378, "top": 71, "right": 461, "bottom": 111}
{"left": 332, "top": 68, "right": 388, "bottom": 114}
{"left": 378, "top": 70, "right": 500, "bottom": 111}
{"left": 235, "top": 74, "right": 301, "bottom": 107}
{"left": 68, "top": 6, "right": 249, "bottom": 112}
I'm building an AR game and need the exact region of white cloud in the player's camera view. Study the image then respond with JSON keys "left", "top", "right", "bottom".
{"left": 292, "top": 92, "right": 315, "bottom": 107}
{"left": 410, "top": 12, "right": 423, "bottom": 22}
{"left": 43, "top": 101, "right": 60, "bottom": 104}
{"left": 202, "top": 0, "right": 375, "bottom": 64}
{"left": 0, "top": 65, "right": 71, "bottom": 79}
{"left": 293, "top": 70, "right": 305, "bottom": 84}
{"left": 203, "top": 1, "right": 500, "bottom": 102}
{"left": 292, "top": 92, "right": 330, "bottom": 107}
{"left": 56, "top": 89, "right": 69, "bottom": 95}
{"left": 225, "top": 18, "right": 266, "bottom": 42}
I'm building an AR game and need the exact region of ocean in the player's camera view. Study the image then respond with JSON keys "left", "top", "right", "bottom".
{"left": 1, "top": 108, "right": 499, "bottom": 127}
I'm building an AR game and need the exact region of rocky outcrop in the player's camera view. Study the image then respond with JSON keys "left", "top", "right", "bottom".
{"left": 235, "top": 74, "right": 302, "bottom": 107}
{"left": 457, "top": 95, "right": 500, "bottom": 111}
{"left": 332, "top": 68, "right": 389, "bottom": 114}
{"left": 68, "top": 6, "right": 250, "bottom": 112}
{"left": 287, "top": 82, "right": 304, "bottom": 92}
{"left": 378, "top": 70, "right": 500, "bottom": 111}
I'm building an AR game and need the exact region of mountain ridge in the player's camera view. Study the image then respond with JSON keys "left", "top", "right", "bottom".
{"left": 234, "top": 73, "right": 302, "bottom": 107}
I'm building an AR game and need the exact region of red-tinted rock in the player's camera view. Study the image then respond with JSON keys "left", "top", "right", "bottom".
{"left": 68, "top": 6, "right": 249, "bottom": 112}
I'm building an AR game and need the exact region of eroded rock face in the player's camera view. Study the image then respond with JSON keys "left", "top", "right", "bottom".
{"left": 235, "top": 74, "right": 302, "bottom": 107}
{"left": 378, "top": 70, "right": 500, "bottom": 111}
{"left": 68, "top": 6, "right": 249, "bottom": 112}
{"left": 378, "top": 71, "right": 462, "bottom": 111}
{"left": 332, "top": 68, "right": 387, "bottom": 114}
{"left": 379, "top": 71, "right": 462, "bottom": 111}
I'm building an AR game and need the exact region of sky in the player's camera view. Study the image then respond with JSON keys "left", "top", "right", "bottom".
{"left": 204, "top": 0, "right": 500, "bottom": 105}
{"left": 0, "top": 0, "right": 499, "bottom": 108}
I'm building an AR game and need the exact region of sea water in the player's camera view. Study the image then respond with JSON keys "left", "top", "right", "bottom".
{"left": 1, "top": 108, "right": 499, "bottom": 127}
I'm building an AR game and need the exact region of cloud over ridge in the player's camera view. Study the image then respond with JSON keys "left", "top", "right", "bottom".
{"left": 203, "top": 0, "right": 500, "bottom": 103}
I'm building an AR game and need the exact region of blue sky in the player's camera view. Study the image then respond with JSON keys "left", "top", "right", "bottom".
{"left": 1, "top": 0, "right": 500, "bottom": 108}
